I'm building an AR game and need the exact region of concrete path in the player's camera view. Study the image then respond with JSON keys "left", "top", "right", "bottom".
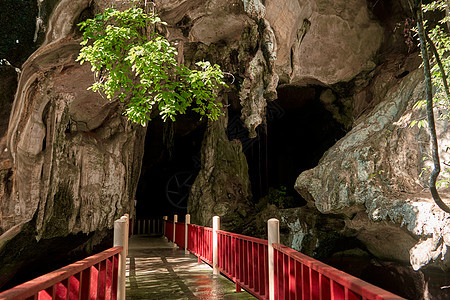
{"left": 126, "top": 235, "right": 256, "bottom": 299}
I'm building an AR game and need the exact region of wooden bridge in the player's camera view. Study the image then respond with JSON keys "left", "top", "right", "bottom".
{"left": 0, "top": 215, "right": 406, "bottom": 300}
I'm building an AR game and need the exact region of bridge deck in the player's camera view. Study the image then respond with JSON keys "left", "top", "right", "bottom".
{"left": 126, "top": 235, "right": 256, "bottom": 299}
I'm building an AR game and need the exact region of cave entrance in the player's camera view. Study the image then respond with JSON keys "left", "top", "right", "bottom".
{"left": 135, "top": 115, "right": 206, "bottom": 218}
{"left": 237, "top": 85, "right": 350, "bottom": 205}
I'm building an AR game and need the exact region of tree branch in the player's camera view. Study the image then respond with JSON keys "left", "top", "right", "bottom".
{"left": 416, "top": 0, "right": 450, "bottom": 213}
{"left": 425, "top": 33, "right": 450, "bottom": 100}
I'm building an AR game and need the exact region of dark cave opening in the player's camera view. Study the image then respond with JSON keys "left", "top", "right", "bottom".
{"left": 136, "top": 85, "right": 350, "bottom": 216}
{"left": 134, "top": 115, "right": 206, "bottom": 219}
{"left": 230, "top": 85, "right": 349, "bottom": 205}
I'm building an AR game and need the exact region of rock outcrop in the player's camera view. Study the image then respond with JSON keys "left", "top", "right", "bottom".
{"left": 296, "top": 63, "right": 450, "bottom": 271}
{"left": 0, "top": 0, "right": 145, "bottom": 287}
{"left": 265, "top": 0, "right": 384, "bottom": 85}
{"left": 189, "top": 115, "right": 252, "bottom": 229}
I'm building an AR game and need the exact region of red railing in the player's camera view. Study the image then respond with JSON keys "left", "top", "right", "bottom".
{"left": 133, "top": 218, "right": 162, "bottom": 235}
{"left": 175, "top": 222, "right": 185, "bottom": 249}
{"left": 0, "top": 247, "right": 122, "bottom": 300}
{"left": 217, "top": 230, "right": 269, "bottom": 299}
{"left": 187, "top": 224, "right": 213, "bottom": 265}
{"left": 163, "top": 217, "right": 404, "bottom": 300}
{"left": 273, "top": 244, "right": 403, "bottom": 300}
{"left": 166, "top": 220, "right": 174, "bottom": 242}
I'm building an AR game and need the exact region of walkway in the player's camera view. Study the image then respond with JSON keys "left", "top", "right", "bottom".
{"left": 126, "top": 235, "right": 256, "bottom": 299}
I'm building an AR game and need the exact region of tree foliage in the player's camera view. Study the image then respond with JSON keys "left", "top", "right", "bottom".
{"left": 77, "top": 4, "right": 227, "bottom": 126}
{"left": 413, "top": 1, "right": 450, "bottom": 117}
{"left": 411, "top": 0, "right": 450, "bottom": 213}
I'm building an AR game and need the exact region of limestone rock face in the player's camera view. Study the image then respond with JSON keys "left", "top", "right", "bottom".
{"left": 188, "top": 116, "right": 252, "bottom": 230}
{"left": 265, "top": 0, "right": 383, "bottom": 85}
{"left": 157, "top": 0, "right": 270, "bottom": 224}
{"left": 156, "top": 0, "right": 278, "bottom": 137}
{"left": 0, "top": 0, "right": 145, "bottom": 286}
{"left": 156, "top": 0, "right": 386, "bottom": 233}
{"left": 295, "top": 66, "right": 450, "bottom": 270}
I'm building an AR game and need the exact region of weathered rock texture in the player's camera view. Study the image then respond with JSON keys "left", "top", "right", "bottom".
{"left": 189, "top": 115, "right": 252, "bottom": 229}
{"left": 155, "top": 0, "right": 268, "bottom": 222}
{"left": 265, "top": 0, "right": 384, "bottom": 85}
{"left": 0, "top": 0, "right": 145, "bottom": 287}
{"left": 156, "top": 0, "right": 278, "bottom": 138}
{"left": 157, "top": 0, "right": 385, "bottom": 228}
{"left": 296, "top": 65, "right": 450, "bottom": 271}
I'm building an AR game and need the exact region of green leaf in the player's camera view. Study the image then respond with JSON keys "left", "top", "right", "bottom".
{"left": 78, "top": 4, "right": 227, "bottom": 126}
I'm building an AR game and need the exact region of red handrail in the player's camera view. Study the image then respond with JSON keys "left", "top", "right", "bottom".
{"left": 273, "top": 243, "right": 405, "bottom": 300}
{"left": 165, "top": 220, "right": 404, "bottom": 300}
{"left": 187, "top": 224, "right": 213, "bottom": 265}
{"left": 0, "top": 247, "right": 122, "bottom": 300}
{"left": 217, "top": 230, "right": 269, "bottom": 299}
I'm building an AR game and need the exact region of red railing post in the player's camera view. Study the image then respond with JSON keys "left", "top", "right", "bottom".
{"left": 267, "top": 218, "right": 280, "bottom": 300}
{"left": 173, "top": 214, "right": 178, "bottom": 247}
{"left": 212, "top": 216, "right": 220, "bottom": 275}
{"left": 163, "top": 216, "right": 168, "bottom": 238}
{"left": 185, "top": 214, "right": 190, "bottom": 254}
{"left": 122, "top": 215, "right": 129, "bottom": 256}
{"left": 113, "top": 216, "right": 128, "bottom": 300}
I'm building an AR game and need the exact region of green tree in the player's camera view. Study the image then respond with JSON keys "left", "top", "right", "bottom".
{"left": 411, "top": 0, "right": 450, "bottom": 213}
{"left": 77, "top": 4, "right": 227, "bottom": 126}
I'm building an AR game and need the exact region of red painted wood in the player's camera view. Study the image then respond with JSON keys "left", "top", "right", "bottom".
{"left": 167, "top": 221, "right": 404, "bottom": 300}
{"left": 273, "top": 244, "right": 404, "bottom": 300}
{"left": 166, "top": 221, "right": 174, "bottom": 242}
{"left": 89, "top": 265, "right": 99, "bottom": 299}
{"left": 105, "top": 258, "right": 112, "bottom": 300}
{"left": 175, "top": 222, "right": 185, "bottom": 248}
{"left": 69, "top": 274, "right": 79, "bottom": 300}
{"left": 53, "top": 281, "right": 67, "bottom": 300}
{"left": 37, "top": 288, "right": 52, "bottom": 300}
{"left": 289, "top": 257, "right": 295, "bottom": 299}
{"left": 97, "top": 261, "right": 107, "bottom": 300}
{"left": 295, "top": 261, "right": 302, "bottom": 300}
{"left": 80, "top": 268, "right": 90, "bottom": 299}
{"left": 111, "top": 254, "right": 118, "bottom": 300}
{"left": 284, "top": 254, "right": 289, "bottom": 300}
{"left": 0, "top": 247, "right": 122, "bottom": 300}
{"left": 311, "top": 268, "right": 320, "bottom": 300}
{"left": 258, "top": 244, "right": 265, "bottom": 295}
{"left": 236, "top": 282, "right": 241, "bottom": 293}
{"left": 321, "top": 274, "right": 332, "bottom": 300}
{"left": 253, "top": 243, "right": 258, "bottom": 292}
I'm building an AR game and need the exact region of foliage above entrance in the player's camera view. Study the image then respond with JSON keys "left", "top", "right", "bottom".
{"left": 77, "top": 4, "right": 227, "bottom": 125}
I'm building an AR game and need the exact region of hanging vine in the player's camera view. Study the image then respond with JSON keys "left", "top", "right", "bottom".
{"left": 411, "top": 0, "right": 450, "bottom": 213}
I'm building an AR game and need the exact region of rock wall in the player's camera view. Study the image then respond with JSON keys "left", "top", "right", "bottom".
{"left": 0, "top": 0, "right": 145, "bottom": 287}
{"left": 189, "top": 115, "right": 252, "bottom": 229}
{"left": 158, "top": 0, "right": 385, "bottom": 228}
{"left": 265, "top": 0, "right": 383, "bottom": 85}
{"left": 296, "top": 65, "right": 450, "bottom": 271}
